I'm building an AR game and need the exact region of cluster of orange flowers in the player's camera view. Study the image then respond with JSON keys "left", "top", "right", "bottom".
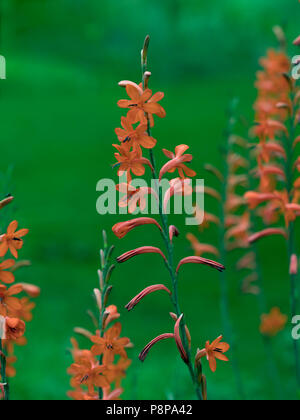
{"left": 244, "top": 44, "right": 299, "bottom": 337}
{"left": 0, "top": 196, "right": 39, "bottom": 400}
{"left": 110, "top": 37, "right": 229, "bottom": 401}
{"left": 67, "top": 232, "right": 131, "bottom": 401}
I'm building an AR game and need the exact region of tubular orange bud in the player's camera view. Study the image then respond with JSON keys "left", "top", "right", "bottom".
{"left": 112, "top": 218, "right": 162, "bottom": 239}
{"left": 117, "top": 246, "right": 167, "bottom": 264}
{"left": 0, "top": 196, "right": 14, "bottom": 209}
{"left": 125, "top": 284, "right": 171, "bottom": 311}
{"left": 293, "top": 35, "right": 300, "bottom": 46}
{"left": 176, "top": 256, "right": 225, "bottom": 273}
{"left": 18, "top": 283, "right": 40, "bottom": 298}
{"left": 74, "top": 327, "right": 93, "bottom": 340}
{"left": 290, "top": 254, "right": 298, "bottom": 275}
{"left": 170, "top": 312, "right": 191, "bottom": 348}
{"left": 143, "top": 71, "right": 151, "bottom": 90}
{"left": 174, "top": 314, "right": 189, "bottom": 364}
{"left": 93, "top": 288, "right": 102, "bottom": 312}
{"left": 139, "top": 333, "right": 175, "bottom": 362}
{"left": 169, "top": 225, "right": 180, "bottom": 242}
{"left": 118, "top": 80, "right": 143, "bottom": 95}
{"left": 248, "top": 228, "right": 288, "bottom": 244}
{"left": 201, "top": 375, "right": 208, "bottom": 401}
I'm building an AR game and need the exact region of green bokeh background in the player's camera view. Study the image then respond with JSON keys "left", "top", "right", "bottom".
{"left": 1, "top": 0, "right": 300, "bottom": 400}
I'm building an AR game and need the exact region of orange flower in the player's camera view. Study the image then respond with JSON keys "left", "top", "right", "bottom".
{"left": 117, "top": 182, "right": 157, "bottom": 214}
{"left": 160, "top": 145, "right": 196, "bottom": 180}
{"left": 5, "top": 356, "right": 17, "bottom": 378}
{"left": 0, "top": 221, "right": 29, "bottom": 259}
{"left": 117, "top": 81, "right": 166, "bottom": 127}
{"left": 196, "top": 336, "right": 230, "bottom": 373}
{"left": 91, "top": 323, "right": 130, "bottom": 364}
{"left": 68, "top": 352, "right": 110, "bottom": 394}
{"left": 225, "top": 212, "right": 250, "bottom": 242}
{"left": 108, "top": 358, "right": 132, "bottom": 388}
{"left": 115, "top": 116, "right": 156, "bottom": 151}
{"left": 0, "top": 260, "right": 15, "bottom": 284}
{"left": 0, "top": 284, "right": 23, "bottom": 316}
{"left": 13, "top": 297, "right": 35, "bottom": 322}
{"left": 260, "top": 308, "right": 287, "bottom": 337}
{"left": 4, "top": 317, "right": 26, "bottom": 341}
{"left": 103, "top": 305, "right": 120, "bottom": 329}
{"left": 254, "top": 119, "right": 287, "bottom": 142}
{"left": 114, "top": 144, "right": 153, "bottom": 181}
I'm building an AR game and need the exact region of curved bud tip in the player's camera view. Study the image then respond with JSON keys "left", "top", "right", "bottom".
{"left": 169, "top": 225, "right": 180, "bottom": 242}
{"left": 294, "top": 35, "right": 300, "bottom": 46}
{"left": 142, "top": 35, "right": 150, "bottom": 65}
{"left": 290, "top": 254, "right": 298, "bottom": 275}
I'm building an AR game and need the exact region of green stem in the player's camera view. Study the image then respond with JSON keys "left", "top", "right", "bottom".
{"left": 144, "top": 87, "right": 202, "bottom": 401}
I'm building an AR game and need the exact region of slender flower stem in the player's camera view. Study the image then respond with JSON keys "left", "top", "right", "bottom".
{"left": 141, "top": 45, "right": 202, "bottom": 400}
{"left": 0, "top": 339, "right": 8, "bottom": 401}
{"left": 219, "top": 105, "right": 245, "bottom": 400}
{"left": 97, "top": 237, "right": 114, "bottom": 400}
{"left": 284, "top": 89, "right": 300, "bottom": 391}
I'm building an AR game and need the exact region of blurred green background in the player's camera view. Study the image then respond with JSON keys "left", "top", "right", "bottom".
{"left": 1, "top": 0, "right": 300, "bottom": 400}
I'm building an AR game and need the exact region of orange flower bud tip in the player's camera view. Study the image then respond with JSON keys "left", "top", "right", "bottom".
{"left": 169, "top": 225, "right": 180, "bottom": 242}
{"left": 290, "top": 254, "right": 298, "bottom": 275}
{"left": 293, "top": 35, "right": 300, "bottom": 46}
